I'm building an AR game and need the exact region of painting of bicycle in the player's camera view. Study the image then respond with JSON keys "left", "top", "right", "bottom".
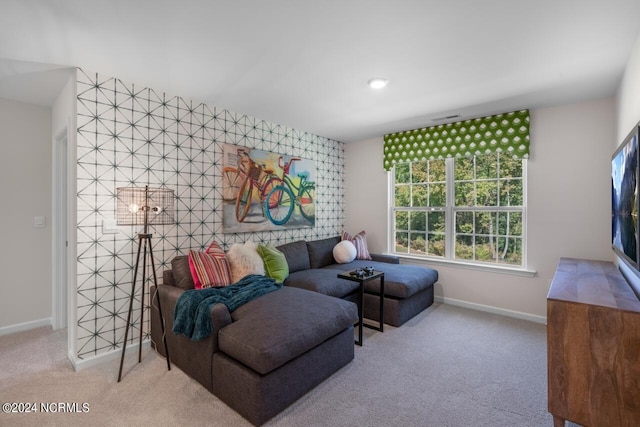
{"left": 221, "top": 143, "right": 316, "bottom": 232}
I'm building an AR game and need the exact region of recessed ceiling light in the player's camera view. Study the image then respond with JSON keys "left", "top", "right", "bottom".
{"left": 367, "top": 78, "right": 389, "bottom": 89}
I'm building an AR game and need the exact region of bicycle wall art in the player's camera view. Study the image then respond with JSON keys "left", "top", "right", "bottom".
{"left": 222, "top": 143, "right": 316, "bottom": 233}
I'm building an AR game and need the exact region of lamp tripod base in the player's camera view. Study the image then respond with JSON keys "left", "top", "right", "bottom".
{"left": 117, "top": 233, "right": 171, "bottom": 382}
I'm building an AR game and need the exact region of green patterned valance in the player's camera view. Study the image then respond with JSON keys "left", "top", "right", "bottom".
{"left": 383, "top": 110, "right": 530, "bottom": 170}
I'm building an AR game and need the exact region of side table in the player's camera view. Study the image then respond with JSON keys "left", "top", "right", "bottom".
{"left": 337, "top": 269, "right": 384, "bottom": 346}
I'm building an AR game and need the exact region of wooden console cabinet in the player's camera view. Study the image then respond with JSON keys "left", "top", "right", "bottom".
{"left": 547, "top": 258, "right": 640, "bottom": 427}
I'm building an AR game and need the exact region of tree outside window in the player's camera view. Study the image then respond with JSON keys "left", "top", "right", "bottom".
{"left": 392, "top": 154, "right": 526, "bottom": 267}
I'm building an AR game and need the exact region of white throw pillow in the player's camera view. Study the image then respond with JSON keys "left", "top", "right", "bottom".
{"left": 226, "top": 241, "right": 266, "bottom": 283}
{"left": 333, "top": 240, "right": 357, "bottom": 264}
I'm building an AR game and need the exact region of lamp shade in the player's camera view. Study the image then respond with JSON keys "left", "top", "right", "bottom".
{"left": 116, "top": 186, "right": 175, "bottom": 226}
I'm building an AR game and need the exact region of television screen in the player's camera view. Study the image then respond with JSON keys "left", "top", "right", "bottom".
{"left": 612, "top": 127, "right": 639, "bottom": 269}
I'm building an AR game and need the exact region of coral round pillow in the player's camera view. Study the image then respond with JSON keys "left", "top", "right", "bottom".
{"left": 333, "top": 240, "right": 357, "bottom": 264}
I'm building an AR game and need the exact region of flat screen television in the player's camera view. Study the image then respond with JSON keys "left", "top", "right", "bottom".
{"left": 612, "top": 126, "right": 640, "bottom": 269}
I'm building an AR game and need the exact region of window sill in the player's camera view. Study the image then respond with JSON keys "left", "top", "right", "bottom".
{"left": 387, "top": 253, "right": 537, "bottom": 277}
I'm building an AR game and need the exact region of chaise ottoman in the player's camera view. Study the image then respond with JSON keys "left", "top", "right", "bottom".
{"left": 278, "top": 236, "right": 439, "bottom": 327}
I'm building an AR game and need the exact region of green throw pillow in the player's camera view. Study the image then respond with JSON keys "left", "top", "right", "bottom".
{"left": 257, "top": 244, "right": 289, "bottom": 283}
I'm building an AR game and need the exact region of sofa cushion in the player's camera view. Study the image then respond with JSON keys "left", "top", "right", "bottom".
{"left": 188, "top": 242, "right": 232, "bottom": 288}
{"left": 218, "top": 287, "right": 358, "bottom": 375}
{"left": 306, "top": 236, "right": 340, "bottom": 268}
{"left": 333, "top": 240, "right": 357, "bottom": 264}
{"left": 341, "top": 230, "right": 372, "bottom": 260}
{"left": 284, "top": 268, "right": 360, "bottom": 298}
{"left": 328, "top": 260, "right": 438, "bottom": 299}
{"left": 227, "top": 242, "right": 265, "bottom": 283}
{"left": 257, "top": 244, "right": 289, "bottom": 283}
{"left": 276, "top": 240, "right": 310, "bottom": 273}
{"left": 171, "top": 256, "right": 195, "bottom": 290}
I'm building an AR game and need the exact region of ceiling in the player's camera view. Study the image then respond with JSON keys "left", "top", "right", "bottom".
{"left": 1, "top": 0, "right": 639, "bottom": 142}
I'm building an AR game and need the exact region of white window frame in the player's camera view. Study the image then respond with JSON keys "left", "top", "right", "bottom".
{"left": 388, "top": 157, "right": 535, "bottom": 277}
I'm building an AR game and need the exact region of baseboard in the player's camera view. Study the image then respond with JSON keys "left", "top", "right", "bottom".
{"left": 435, "top": 296, "right": 547, "bottom": 324}
{"left": 70, "top": 340, "right": 151, "bottom": 371}
{"left": 0, "top": 318, "right": 52, "bottom": 336}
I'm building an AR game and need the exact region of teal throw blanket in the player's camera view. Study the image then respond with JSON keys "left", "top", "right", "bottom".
{"left": 173, "top": 274, "right": 282, "bottom": 341}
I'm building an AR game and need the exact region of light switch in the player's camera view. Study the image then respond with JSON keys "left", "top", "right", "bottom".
{"left": 102, "top": 218, "right": 120, "bottom": 234}
{"left": 34, "top": 216, "right": 46, "bottom": 228}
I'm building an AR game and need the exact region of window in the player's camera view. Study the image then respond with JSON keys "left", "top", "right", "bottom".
{"left": 392, "top": 153, "right": 526, "bottom": 267}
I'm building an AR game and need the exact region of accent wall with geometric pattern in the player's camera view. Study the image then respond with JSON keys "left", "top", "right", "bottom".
{"left": 74, "top": 69, "right": 345, "bottom": 360}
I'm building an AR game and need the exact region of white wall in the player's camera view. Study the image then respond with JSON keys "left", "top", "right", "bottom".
{"left": 345, "top": 98, "right": 615, "bottom": 320}
{"left": 617, "top": 33, "right": 640, "bottom": 140}
{"left": 0, "top": 98, "right": 53, "bottom": 331}
{"left": 615, "top": 32, "right": 640, "bottom": 295}
{"left": 344, "top": 137, "right": 388, "bottom": 252}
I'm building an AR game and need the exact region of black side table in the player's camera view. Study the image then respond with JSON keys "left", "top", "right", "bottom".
{"left": 337, "top": 270, "right": 385, "bottom": 346}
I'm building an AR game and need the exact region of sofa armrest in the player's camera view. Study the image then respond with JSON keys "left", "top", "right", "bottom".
{"left": 152, "top": 283, "right": 234, "bottom": 392}
{"left": 371, "top": 253, "right": 400, "bottom": 264}
{"left": 210, "top": 301, "right": 233, "bottom": 336}
{"left": 154, "top": 284, "right": 233, "bottom": 352}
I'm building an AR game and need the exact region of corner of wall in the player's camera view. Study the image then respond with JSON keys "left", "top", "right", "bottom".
{"left": 616, "top": 32, "right": 640, "bottom": 140}
{"left": 51, "top": 68, "right": 78, "bottom": 359}
{"left": 344, "top": 137, "right": 388, "bottom": 253}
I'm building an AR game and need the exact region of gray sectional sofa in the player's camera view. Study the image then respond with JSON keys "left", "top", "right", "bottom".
{"left": 151, "top": 273, "right": 357, "bottom": 426}
{"left": 150, "top": 236, "right": 438, "bottom": 425}
{"left": 277, "top": 236, "right": 438, "bottom": 326}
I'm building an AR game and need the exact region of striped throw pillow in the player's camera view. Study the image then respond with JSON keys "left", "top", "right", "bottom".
{"left": 341, "top": 230, "right": 372, "bottom": 260}
{"left": 188, "top": 242, "right": 232, "bottom": 289}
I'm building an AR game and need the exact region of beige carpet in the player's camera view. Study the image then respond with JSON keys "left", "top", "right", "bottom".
{"left": 0, "top": 304, "right": 555, "bottom": 426}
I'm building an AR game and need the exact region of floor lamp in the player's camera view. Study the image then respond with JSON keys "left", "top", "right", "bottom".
{"left": 116, "top": 185, "right": 173, "bottom": 382}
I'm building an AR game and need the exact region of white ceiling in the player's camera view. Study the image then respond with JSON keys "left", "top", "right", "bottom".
{"left": 1, "top": 0, "right": 639, "bottom": 142}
